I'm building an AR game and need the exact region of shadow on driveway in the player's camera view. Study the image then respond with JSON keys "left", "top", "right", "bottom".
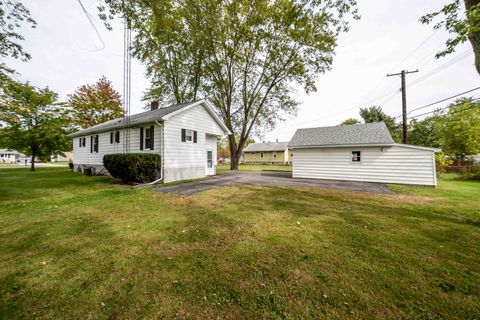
{"left": 155, "top": 170, "right": 391, "bottom": 196}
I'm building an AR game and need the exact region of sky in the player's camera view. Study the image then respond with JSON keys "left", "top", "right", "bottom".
{"left": 6, "top": 0, "right": 479, "bottom": 142}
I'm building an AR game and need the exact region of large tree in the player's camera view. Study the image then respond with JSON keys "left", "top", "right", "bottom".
{"left": 438, "top": 97, "right": 480, "bottom": 157}
{"left": 421, "top": 0, "right": 480, "bottom": 75}
{"left": 100, "top": 0, "right": 359, "bottom": 169}
{"left": 68, "top": 76, "right": 123, "bottom": 129}
{"left": 408, "top": 115, "right": 443, "bottom": 149}
{"left": 340, "top": 118, "right": 360, "bottom": 125}
{"left": 0, "top": 80, "right": 71, "bottom": 171}
{"left": 359, "top": 106, "right": 402, "bottom": 142}
{"left": 0, "top": 1, "right": 36, "bottom": 76}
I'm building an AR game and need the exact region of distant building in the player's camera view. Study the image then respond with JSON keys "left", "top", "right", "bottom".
{"left": 51, "top": 152, "right": 73, "bottom": 162}
{"left": 243, "top": 142, "right": 291, "bottom": 165}
{"left": 0, "top": 149, "right": 28, "bottom": 163}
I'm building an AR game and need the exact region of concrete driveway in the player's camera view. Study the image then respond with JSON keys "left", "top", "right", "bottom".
{"left": 155, "top": 170, "right": 391, "bottom": 196}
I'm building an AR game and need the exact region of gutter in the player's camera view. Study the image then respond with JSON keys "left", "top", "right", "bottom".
{"left": 133, "top": 120, "right": 164, "bottom": 189}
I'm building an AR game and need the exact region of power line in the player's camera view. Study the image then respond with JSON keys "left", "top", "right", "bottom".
{"left": 408, "top": 49, "right": 473, "bottom": 88}
{"left": 407, "top": 97, "right": 480, "bottom": 119}
{"left": 77, "top": 0, "right": 105, "bottom": 51}
{"left": 402, "top": 86, "right": 480, "bottom": 117}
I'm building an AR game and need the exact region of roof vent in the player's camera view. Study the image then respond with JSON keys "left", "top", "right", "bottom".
{"left": 150, "top": 100, "right": 159, "bottom": 111}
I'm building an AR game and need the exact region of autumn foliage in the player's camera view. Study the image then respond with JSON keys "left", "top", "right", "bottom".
{"left": 68, "top": 76, "right": 123, "bottom": 129}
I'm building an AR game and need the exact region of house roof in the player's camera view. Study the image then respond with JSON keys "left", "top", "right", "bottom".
{"left": 244, "top": 141, "right": 289, "bottom": 152}
{"left": 69, "top": 100, "right": 230, "bottom": 138}
{"left": 0, "top": 148, "right": 22, "bottom": 155}
{"left": 288, "top": 122, "right": 395, "bottom": 148}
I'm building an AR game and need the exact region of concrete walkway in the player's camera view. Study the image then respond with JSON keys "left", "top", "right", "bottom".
{"left": 155, "top": 170, "right": 391, "bottom": 196}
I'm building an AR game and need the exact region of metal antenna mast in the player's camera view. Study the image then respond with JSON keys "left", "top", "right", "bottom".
{"left": 123, "top": 20, "right": 132, "bottom": 153}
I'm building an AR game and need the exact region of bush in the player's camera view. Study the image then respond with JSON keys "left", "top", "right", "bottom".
{"left": 68, "top": 162, "right": 74, "bottom": 170}
{"left": 103, "top": 153, "right": 161, "bottom": 183}
{"left": 435, "top": 153, "right": 453, "bottom": 175}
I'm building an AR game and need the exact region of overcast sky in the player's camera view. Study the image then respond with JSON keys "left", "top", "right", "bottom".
{"left": 6, "top": 0, "right": 479, "bottom": 142}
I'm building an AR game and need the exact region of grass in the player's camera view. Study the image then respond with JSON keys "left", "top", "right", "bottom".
{"left": 0, "top": 168, "right": 479, "bottom": 319}
{"left": 217, "top": 163, "right": 292, "bottom": 172}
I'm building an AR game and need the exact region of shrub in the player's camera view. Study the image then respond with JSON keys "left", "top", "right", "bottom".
{"left": 435, "top": 153, "right": 453, "bottom": 175}
{"left": 68, "top": 162, "right": 74, "bottom": 170}
{"left": 103, "top": 153, "right": 161, "bottom": 183}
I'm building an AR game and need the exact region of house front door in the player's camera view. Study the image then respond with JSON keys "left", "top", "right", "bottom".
{"left": 206, "top": 150, "right": 215, "bottom": 176}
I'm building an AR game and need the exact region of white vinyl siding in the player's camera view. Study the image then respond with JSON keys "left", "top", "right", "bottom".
{"left": 292, "top": 145, "right": 437, "bottom": 186}
{"left": 163, "top": 104, "right": 224, "bottom": 182}
{"left": 72, "top": 124, "right": 162, "bottom": 166}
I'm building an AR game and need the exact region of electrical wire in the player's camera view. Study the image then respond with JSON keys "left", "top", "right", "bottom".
{"left": 407, "top": 97, "right": 480, "bottom": 119}
{"left": 77, "top": 0, "right": 105, "bottom": 51}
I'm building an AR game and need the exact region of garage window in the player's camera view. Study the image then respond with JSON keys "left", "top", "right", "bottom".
{"left": 351, "top": 151, "right": 361, "bottom": 162}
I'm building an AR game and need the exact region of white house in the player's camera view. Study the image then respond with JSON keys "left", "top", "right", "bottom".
{"left": 69, "top": 100, "right": 230, "bottom": 183}
{"left": 288, "top": 122, "right": 440, "bottom": 186}
{"left": 0, "top": 149, "right": 28, "bottom": 163}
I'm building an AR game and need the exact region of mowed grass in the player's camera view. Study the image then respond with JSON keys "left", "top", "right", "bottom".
{"left": 217, "top": 163, "right": 292, "bottom": 172}
{"left": 0, "top": 168, "right": 479, "bottom": 319}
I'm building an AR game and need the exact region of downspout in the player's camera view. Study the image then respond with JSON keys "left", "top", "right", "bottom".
{"left": 133, "top": 120, "right": 164, "bottom": 189}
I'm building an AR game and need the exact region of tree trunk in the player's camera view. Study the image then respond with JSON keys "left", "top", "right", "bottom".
{"left": 228, "top": 135, "right": 239, "bottom": 170}
{"left": 465, "top": 0, "right": 480, "bottom": 75}
{"left": 30, "top": 153, "right": 35, "bottom": 172}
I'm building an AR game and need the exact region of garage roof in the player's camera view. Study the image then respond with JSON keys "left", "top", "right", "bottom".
{"left": 244, "top": 141, "right": 289, "bottom": 152}
{"left": 288, "top": 122, "right": 395, "bottom": 148}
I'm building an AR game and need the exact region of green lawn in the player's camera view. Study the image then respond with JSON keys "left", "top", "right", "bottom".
{"left": 217, "top": 163, "right": 292, "bottom": 172}
{"left": 0, "top": 168, "right": 479, "bottom": 319}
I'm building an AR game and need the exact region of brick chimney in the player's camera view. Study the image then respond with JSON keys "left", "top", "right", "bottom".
{"left": 150, "top": 100, "right": 159, "bottom": 111}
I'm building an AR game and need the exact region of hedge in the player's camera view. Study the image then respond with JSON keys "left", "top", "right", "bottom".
{"left": 103, "top": 153, "right": 161, "bottom": 183}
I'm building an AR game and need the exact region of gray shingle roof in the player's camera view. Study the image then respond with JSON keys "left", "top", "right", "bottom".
{"left": 69, "top": 101, "right": 198, "bottom": 138}
{"left": 288, "top": 122, "right": 394, "bottom": 148}
{"left": 244, "top": 141, "right": 290, "bottom": 152}
{"left": 0, "top": 148, "right": 22, "bottom": 155}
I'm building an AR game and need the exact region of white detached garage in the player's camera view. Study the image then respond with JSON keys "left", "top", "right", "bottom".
{"left": 289, "top": 122, "right": 440, "bottom": 186}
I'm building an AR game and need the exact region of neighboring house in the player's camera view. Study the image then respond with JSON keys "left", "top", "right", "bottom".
{"left": 471, "top": 154, "right": 480, "bottom": 164}
{"left": 289, "top": 122, "right": 440, "bottom": 186}
{"left": 243, "top": 141, "right": 291, "bottom": 165}
{"left": 69, "top": 100, "right": 230, "bottom": 183}
{"left": 51, "top": 152, "right": 73, "bottom": 162}
{"left": 0, "top": 149, "right": 28, "bottom": 163}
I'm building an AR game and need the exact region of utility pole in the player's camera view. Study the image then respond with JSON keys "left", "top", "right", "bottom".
{"left": 387, "top": 69, "right": 419, "bottom": 144}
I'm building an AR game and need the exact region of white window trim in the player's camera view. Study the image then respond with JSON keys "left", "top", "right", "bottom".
{"left": 351, "top": 151, "right": 362, "bottom": 163}
{"left": 185, "top": 129, "right": 194, "bottom": 143}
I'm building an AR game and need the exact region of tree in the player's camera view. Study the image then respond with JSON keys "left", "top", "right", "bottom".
{"left": 408, "top": 115, "right": 443, "bottom": 148}
{"left": 68, "top": 76, "right": 123, "bottom": 129}
{"left": 421, "top": 0, "right": 480, "bottom": 75}
{"left": 100, "top": 0, "right": 359, "bottom": 169}
{"left": 0, "top": 80, "right": 71, "bottom": 171}
{"left": 340, "top": 118, "right": 360, "bottom": 125}
{"left": 0, "top": 1, "right": 36, "bottom": 75}
{"left": 359, "top": 106, "right": 402, "bottom": 142}
{"left": 438, "top": 97, "right": 480, "bottom": 157}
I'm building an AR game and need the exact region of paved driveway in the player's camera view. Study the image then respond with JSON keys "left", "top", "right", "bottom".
{"left": 155, "top": 170, "right": 391, "bottom": 196}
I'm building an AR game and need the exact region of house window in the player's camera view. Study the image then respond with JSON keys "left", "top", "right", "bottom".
{"left": 207, "top": 150, "right": 213, "bottom": 168}
{"left": 185, "top": 129, "right": 193, "bottom": 142}
{"left": 82, "top": 137, "right": 86, "bottom": 147}
{"left": 273, "top": 152, "right": 277, "bottom": 158}
{"left": 352, "top": 151, "right": 361, "bottom": 162}
{"left": 145, "top": 128, "right": 152, "bottom": 149}
{"left": 181, "top": 128, "right": 197, "bottom": 143}
{"left": 260, "top": 152, "right": 264, "bottom": 158}
{"left": 115, "top": 131, "right": 120, "bottom": 143}
{"left": 110, "top": 132, "right": 114, "bottom": 144}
